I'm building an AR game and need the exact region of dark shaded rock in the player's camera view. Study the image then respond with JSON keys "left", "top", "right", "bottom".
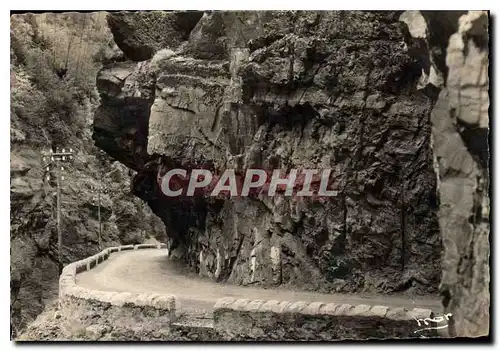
{"left": 184, "top": 12, "right": 228, "bottom": 60}
{"left": 107, "top": 11, "right": 203, "bottom": 61}
{"left": 93, "top": 61, "right": 155, "bottom": 170}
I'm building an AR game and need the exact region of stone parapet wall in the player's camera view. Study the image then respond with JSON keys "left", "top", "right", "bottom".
{"left": 59, "top": 246, "right": 445, "bottom": 341}
{"left": 213, "top": 297, "right": 444, "bottom": 341}
{"left": 58, "top": 244, "right": 177, "bottom": 340}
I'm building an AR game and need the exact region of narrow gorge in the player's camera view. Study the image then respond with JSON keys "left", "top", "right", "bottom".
{"left": 11, "top": 10, "right": 489, "bottom": 340}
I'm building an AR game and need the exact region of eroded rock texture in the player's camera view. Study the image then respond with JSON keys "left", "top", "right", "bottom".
{"left": 93, "top": 11, "right": 444, "bottom": 295}
{"left": 426, "top": 11, "right": 489, "bottom": 337}
{"left": 402, "top": 10, "right": 490, "bottom": 337}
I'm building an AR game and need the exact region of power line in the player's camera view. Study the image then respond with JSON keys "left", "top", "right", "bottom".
{"left": 51, "top": 14, "right": 56, "bottom": 66}
{"left": 74, "top": 14, "right": 88, "bottom": 82}
{"left": 64, "top": 29, "right": 75, "bottom": 71}
{"left": 88, "top": 168, "right": 118, "bottom": 250}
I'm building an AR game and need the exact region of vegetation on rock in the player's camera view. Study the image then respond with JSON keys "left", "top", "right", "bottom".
{"left": 10, "top": 12, "right": 166, "bottom": 338}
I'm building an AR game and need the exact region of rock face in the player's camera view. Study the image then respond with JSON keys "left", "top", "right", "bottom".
{"left": 10, "top": 13, "right": 167, "bottom": 338}
{"left": 414, "top": 11, "right": 490, "bottom": 337}
{"left": 94, "top": 11, "right": 442, "bottom": 296}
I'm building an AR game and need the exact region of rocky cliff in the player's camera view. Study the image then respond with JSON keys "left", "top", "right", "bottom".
{"left": 93, "top": 11, "right": 444, "bottom": 296}
{"left": 405, "top": 10, "right": 490, "bottom": 337}
{"left": 10, "top": 13, "right": 167, "bottom": 337}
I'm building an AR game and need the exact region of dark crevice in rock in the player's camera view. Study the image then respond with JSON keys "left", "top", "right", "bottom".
{"left": 456, "top": 119, "right": 489, "bottom": 169}
{"left": 419, "top": 11, "right": 468, "bottom": 81}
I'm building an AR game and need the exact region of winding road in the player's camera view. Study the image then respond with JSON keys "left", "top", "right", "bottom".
{"left": 76, "top": 249, "right": 442, "bottom": 318}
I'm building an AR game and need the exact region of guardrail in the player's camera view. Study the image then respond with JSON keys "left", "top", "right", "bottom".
{"left": 213, "top": 297, "right": 445, "bottom": 340}
{"left": 59, "top": 244, "right": 445, "bottom": 341}
{"left": 58, "top": 243, "right": 177, "bottom": 340}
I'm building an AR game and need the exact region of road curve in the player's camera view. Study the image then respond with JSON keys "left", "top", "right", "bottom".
{"left": 76, "top": 249, "right": 442, "bottom": 317}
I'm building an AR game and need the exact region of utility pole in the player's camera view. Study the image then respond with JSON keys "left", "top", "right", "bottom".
{"left": 42, "top": 147, "right": 74, "bottom": 273}
{"left": 91, "top": 168, "right": 117, "bottom": 250}
{"left": 98, "top": 184, "right": 101, "bottom": 250}
{"left": 56, "top": 157, "right": 61, "bottom": 273}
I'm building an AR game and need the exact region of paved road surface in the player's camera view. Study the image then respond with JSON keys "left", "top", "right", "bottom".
{"left": 77, "top": 249, "right": 442, "bottom": 317}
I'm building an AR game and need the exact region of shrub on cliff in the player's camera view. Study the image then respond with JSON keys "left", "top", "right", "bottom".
{"left": 10, "top": 13, "right": 112, "bottom": 144}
